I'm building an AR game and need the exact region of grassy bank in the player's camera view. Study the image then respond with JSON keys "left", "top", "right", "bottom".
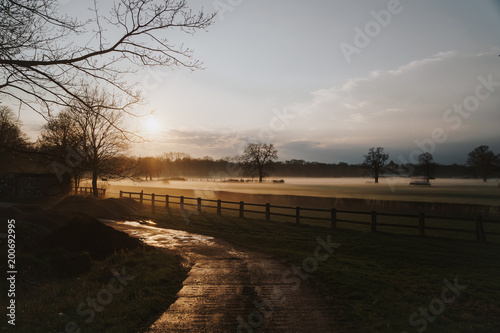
{"left": 0, "top": 196, "right": 188, "bottom": 333}
{"left": 135, "top": 206, "right": 500, "bottom": 332}
{"left": 1, "top": 247, "right": 187, "bottom": 333}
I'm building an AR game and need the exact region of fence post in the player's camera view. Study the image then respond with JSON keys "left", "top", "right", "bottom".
{"left": 197, "top": 197, "right": 202, "bottom": 213}
{"left": 265, "top": 203, "right": 271, "bottom": 222}
{"left": 119, "top": 190, "right": 123, "bottom": 198}
{"left": 419, "top": 213, "right": 425, "bottom": 237}
{"left": 151, "top": 193, "right": 155, "bottom": 214}
{"left": 296, "top": 207, "right": 300, "bottom": 224}
{"left": 239, "top": 201, "right": 244, "bottom": 218}
{"left": 217, "top": 199, "right": 222, "bottom": 216}
{"left": 331, "top": 208, "right": 337, "bottom": 229}
{"left": 165, "top": 195, "right": 169, "bottom": 208}
{"left": 371, "top": 211, "right": 377, "bottom": 233}
{"left": 476, "top": 216, "right": 486, "bottom": 242}
{"left": 140, "top": 190, "right": 144, "bottom": 204}
{"left": 180, "top": 196, "right": 184, "bottom": 210}
{"left": 102, "top": 189, "right": 106, "bottom": 198}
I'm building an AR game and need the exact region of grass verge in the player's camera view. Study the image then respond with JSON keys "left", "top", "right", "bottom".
{"left": 134, "top": 206, "right": 500, "bottom": 333}
{"left": 1, "top": 247, "right": 187, "bottom": 333}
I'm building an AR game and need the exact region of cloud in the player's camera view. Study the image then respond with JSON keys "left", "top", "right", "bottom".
{"left": 131, "top": 128, "right": 253, "bottom": 157}
{"left": 132, "top": 52, "right": 500, "bottom": 164}
{"left": 279, "top": 52, "right": 500, "bottom": 163}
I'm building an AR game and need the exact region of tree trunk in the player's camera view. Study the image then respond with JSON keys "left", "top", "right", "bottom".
{"left": 374, "top": 172, "right": 379, "bottom": 183}
{"left": 92, "top": 170, "right": 98, "bottom": 197}
{"left": 73, "top": 170, "right": 80, "bottom": 192}
{"left": 259, "top": 168, "right": 263, "bottom": 183}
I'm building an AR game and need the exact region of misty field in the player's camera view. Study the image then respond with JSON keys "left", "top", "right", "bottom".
{"left": 105, "top": 177, "right": 500, "bottom": 207}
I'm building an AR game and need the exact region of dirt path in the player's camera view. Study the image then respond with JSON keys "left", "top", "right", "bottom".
{"left": 105, "top": 221, "right": 340, "bottom": 332}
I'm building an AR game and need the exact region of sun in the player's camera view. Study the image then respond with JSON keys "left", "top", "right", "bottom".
{"left": 143, "top": 116, "right": 161, "bottom": 134}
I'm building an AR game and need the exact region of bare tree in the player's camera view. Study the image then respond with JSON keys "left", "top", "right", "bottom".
{"left": 39, "top": 112, "right": 84, "bottom": 188}
{"left": 0, "top": 106, "right": 27, "bottom": 152}
{"left": 241, "top": 143, "right": 278, "bottom": 182}
{"left": 418, "top": 152, "right": 435, "bottom": 179}
{"left": 67, "top": 87, "right": 132, "bottom": 196}
{"left": 363, "top": 147, "right": 389, "bottom": 183}
{"left": 0, "top": 0, "right": 215, "bottom": 116}
{"left": 467, "top": 145, "right": 497, "bottom": 182}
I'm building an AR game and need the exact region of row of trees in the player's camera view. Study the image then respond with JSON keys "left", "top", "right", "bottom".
{"left": 123, "top": 144, "right": 500, "bottom": 183}
{"left": 1, "top": 107, "right": 499, "bottom": 197}
{"left": 0, "top": 88, "right": 134, "bottom": 197}
{"left": 363, "top": 146, "right": 500, "bottom": 183}
{"left": 133, "top": 144, "right": 278, "bottom": 182}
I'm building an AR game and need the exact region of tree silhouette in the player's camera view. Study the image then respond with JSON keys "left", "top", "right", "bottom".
{"left": 40, "top": 112, "right": 83, "bottom": 188}
{"left": 0, "top": 0, "right": 215, "bottom": 116}
{"left": 0, "top": 106, "right": 27, "bottom": 153}
{"left": 418, "top": 152, "right": 435, "bottom": 179}
{"left": 363, "top": 147, "right": 389, "bottom": 183}
{"left": 67, "top": 86, "right": 132, "bottom": 196}
{"left": 242, "top": 143, "right": 278, "bottom": 182}
{"left": 466, "top": 145, "right": 497, "bottom": 182}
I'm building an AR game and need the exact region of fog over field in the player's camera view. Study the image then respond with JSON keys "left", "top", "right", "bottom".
{"left": 107, "top": 177, "right": 500, "bottom": 206}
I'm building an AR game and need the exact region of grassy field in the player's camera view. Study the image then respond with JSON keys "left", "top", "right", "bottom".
{"left": 105, "top": 177, "right": 500, "bottom": 207}
{"left": 132, "top": 205, "right": 500, "bottom": 332}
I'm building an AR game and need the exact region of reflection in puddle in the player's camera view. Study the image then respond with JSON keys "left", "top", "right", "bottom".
{"left": 138, "top": 220, "right": 157, "bottom": 225}
{"left": 115, "top": 221, "right": 216, "bottom": 250}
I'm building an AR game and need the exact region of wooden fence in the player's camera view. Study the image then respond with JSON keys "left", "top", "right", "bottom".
{"left": 120, "top": 190, "right": 500, "bottom": 243}
{"left": 75, "top": 187, "right": 106, "bottom": 198}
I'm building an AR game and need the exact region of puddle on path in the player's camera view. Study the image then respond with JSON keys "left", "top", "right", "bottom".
{"left": 107, "top": 220, "right": 218, "bottom": 252}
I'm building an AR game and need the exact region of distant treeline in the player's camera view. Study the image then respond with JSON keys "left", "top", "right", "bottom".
{"left": 131, "top": 154, "right": 483, "bottom": 180}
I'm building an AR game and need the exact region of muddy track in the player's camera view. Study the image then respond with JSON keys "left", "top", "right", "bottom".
{"left": 105, "top": 221, "right": 345, "bottom": 332}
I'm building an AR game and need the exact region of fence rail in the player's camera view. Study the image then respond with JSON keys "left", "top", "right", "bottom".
{"left": 120, "top": 190, "right": 500, "bottom": 243}
{"left": 75, "top": 187, "right": 106, "bottom": 198}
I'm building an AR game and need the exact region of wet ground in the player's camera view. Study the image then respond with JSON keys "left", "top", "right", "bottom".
{"left": 105, "top": 220, "right": 341, "bottom": 332}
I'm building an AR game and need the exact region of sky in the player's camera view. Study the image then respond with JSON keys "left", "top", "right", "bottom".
{"left": 17, "top": 0, "right": 500, "bottom": 164}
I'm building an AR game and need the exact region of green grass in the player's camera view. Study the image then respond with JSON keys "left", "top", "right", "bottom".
{"left": 1, "top": 247, "right": 187, "bottom": 333}
{"left": 135, "top": 205, "right": 500, "bottom": 333}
